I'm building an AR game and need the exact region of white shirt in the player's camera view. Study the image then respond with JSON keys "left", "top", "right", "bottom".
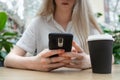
{"left": 16, "top": 16, "right": 99, "bottom": 55}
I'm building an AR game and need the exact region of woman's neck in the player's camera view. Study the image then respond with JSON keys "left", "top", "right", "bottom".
{"left": 54, "top": 8, "right": 72, "bottom": 30}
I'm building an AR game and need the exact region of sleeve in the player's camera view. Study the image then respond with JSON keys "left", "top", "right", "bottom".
{"left": 16, "top": 18, "right": 37, "bottom": 54}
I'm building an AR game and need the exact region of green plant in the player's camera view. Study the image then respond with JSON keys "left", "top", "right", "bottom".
{"left": 0, "top": 12, "right": 17, "bottom": 62}
{"left": 103, "top": 28, "right": 120, "bottom": 64}
{"left": 96, "top": 12, "right": 120, "bottom": 64}
{"left": 101, "top": 25, "right": 120, "bottom": 64}
{"left": 113, "top": 31, "right": 120, "bottom": 64}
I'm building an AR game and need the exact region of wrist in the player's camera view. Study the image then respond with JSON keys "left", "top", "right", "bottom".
{"left": 81, "top": 54, "right": 91, "bottom": 69}
{"left": 24, "top": 56, "right": 37, "bottom": 70}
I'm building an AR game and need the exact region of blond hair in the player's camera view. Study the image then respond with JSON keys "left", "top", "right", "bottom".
{"left": 37, "top": 0, "right": 102, "bottom": 53}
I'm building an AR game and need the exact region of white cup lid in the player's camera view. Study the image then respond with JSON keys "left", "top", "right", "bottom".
{"left": 87, "top": 34, "right": 114, "bottom": 41}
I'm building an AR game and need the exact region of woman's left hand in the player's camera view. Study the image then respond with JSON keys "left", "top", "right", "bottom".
{"left": 60, "top": 41, "right": 91, "bottom": 69}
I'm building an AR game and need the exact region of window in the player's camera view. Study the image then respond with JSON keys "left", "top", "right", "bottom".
{"left": 0, "top": 0, "right": 43, "bottom": 25}
{"left": 104, "top": 0, "right": 120, "bottom": 29}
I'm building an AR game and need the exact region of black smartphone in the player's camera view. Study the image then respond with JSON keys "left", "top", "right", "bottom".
{"left": 49, "top": 33, "right": 73, "bottom": 57}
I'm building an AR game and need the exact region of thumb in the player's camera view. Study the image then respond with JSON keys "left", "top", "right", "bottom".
{"left": 72, "top": 41, "right": 83, "bottom": 53}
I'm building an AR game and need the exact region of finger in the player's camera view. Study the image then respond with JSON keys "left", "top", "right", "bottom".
{"left": 50, "top": 57, "right": 65, "bottom": 63}
{"left": 48, "top": 63, "right": 65, "bottom": 69}
{"left": 61, "top": 52, "right": 83, "bottom": 60}
{"left": 41, "top": 57, "right": 66, "bottom": 64}
{"left": 42, "top": 49, "right": 64, "bottom": 58}
{"left": 71, "top": 47, "right": 77, "bottom": 52}
{"left": 61, "top": 59, "right": 71, "bottom": 64}
{"left": 65, "top": 61, "right": 83, "bottom": 69}
{"left": 65, "top": 64, "right": 82, "bottom": 69}
{"left": 40, "top": 58, "right": 51, "bottom": 64}
{"left": 72, "top": 41, "right": 83, "bottom": 53}
{"left": 65, "top": 63, "right": 90, "bottom": 70}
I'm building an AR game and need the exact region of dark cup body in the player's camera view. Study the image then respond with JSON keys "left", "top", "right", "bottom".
{"left": 88, "top": 40, "right": 113, "bottom": 74}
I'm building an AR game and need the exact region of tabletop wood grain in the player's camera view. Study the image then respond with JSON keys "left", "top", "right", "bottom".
{"left": 0, "top": 65, "right": 120, "bottom": 80}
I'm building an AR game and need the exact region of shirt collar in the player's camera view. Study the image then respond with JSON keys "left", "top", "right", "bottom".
{"left": 46, "top": 14, "right": 72, "bottom": 32}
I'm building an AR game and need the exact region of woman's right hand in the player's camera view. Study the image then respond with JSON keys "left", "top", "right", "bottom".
{"left": 29, "top": 49, "right": 66, "bottom": 71}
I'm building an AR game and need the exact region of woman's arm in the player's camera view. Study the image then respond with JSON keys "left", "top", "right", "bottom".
{"left": 4, "top": 46, "right": 66, "bottom": 71}
{"left": 4, "top": 46, "right": 35, "bottom": 69}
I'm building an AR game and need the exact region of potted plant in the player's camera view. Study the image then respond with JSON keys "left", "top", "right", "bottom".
{"left": 112, "top": 30, "right": 120, "bottom": 64}
{"left": 96, "top": 12, "right": 120, "bottom": 64}
{"left": 102, "top": 28, "right": 120, "bottom": 64}
{"left": 100, "top": 23, "right": 120, "bottom": 64}
{"left": 0, "top": 12, "right": 17, "bottom": 66}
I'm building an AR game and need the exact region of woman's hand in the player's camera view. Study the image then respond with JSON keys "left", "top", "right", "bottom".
{"left": 29, "top": 49, "right": 66, "bottom": 71}
{"left": 60, "top": 41, "right": 91, "bottom": 69}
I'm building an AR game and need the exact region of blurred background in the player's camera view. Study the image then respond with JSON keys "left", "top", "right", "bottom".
{"left": 0, "top": 0, "right": 120, "bottom": 33}
{"left": 0, "top": 0, "right": 120, "bottom": 64}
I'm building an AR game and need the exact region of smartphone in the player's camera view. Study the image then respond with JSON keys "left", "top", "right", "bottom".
{"left": 49, "top": 33, "right": 73, "bottom": 57}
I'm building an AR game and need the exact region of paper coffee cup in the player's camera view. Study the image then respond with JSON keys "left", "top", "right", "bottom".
{"left": 87, "top": 34, "right": 114, "bottom": 74}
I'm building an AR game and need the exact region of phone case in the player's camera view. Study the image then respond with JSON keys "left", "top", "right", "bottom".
{"left": 49, "top": 33, "right": 73, "bottom": 52}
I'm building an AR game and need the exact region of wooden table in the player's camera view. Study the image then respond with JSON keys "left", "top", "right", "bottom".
{"left": 0, "top": 65, "right": 120, "bottom": 80}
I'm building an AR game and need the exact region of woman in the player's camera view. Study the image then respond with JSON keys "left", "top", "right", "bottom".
{"left": 4, "top": 0, "right": 102, "bottom": 71}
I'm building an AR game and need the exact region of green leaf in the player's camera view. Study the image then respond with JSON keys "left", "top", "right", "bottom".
{"left": 0, "top": 51, "right": 8, "bottom": 59}
{"left": 0, "top": 34, "right": 14, "bottom": 53}
{"left": 113, "top": 30, "right": 120, "bottom": 34}
{"left": 0, "top": 43, "right": 2, "bottom": 50}
{"left": 0, "top": 12, "right": 8, "bottom": 31}
{"left": 3, "top": 32, "right": 17, "bottom": 36}
{"left": 114, "top": 53, "right": 120, "bottom": 64}
{"left": 3, "top": 41, "right": 13, "bottom": 53}
{"left": 118, "top": 15, "right": 120, "bottom": 22}
{"left": 96, "top": 12, "right": 103, "bottom": 18}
